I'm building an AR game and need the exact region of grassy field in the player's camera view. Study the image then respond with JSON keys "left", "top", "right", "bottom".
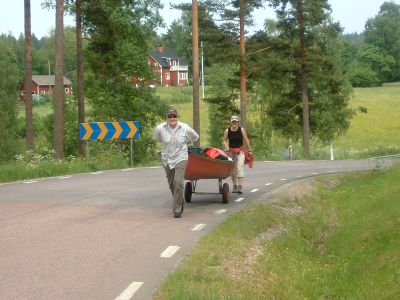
{"left": 155, "top": 165, "right": 400, "bottom": 299}
{"left": 334, "top": 82, "right": 400, "bottom": 158}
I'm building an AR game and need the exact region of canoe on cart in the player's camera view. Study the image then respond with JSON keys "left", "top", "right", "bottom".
{"left": 184, "top": 149, "right": 236, "bottom": 203}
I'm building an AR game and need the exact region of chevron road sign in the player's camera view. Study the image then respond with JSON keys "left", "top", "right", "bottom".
{"left": 79, "top": 121, "right": 140, "bottom": 140}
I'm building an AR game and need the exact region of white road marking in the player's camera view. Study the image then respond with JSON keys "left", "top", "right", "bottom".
{"left": 160, "top": 246, "right": 180, "bottom": 258}
{"left": 91, "top": 171, "right": 103, "bottom": 175}
{"left": 312, "top": 172, "right": 319, "bottom": 175}
{"left": 214, "top": 209, "right": 227, "bottom": 214}
{"left": 114, "top": 281, "right": 144, "bottom": 300}
{"left": 296, "top": 175, "right": 302, "bottom": 178}
{"left": 280, "top": 178, "right": 287, "bottom": 181}
{"left": 58, "top": 175, "right": 71, "bottom": 179}
{"left": 250, "top": 189, "right": 259, "bottom": 193}
{"left": 191, "top": 224, "right": 207, "bottom": 231}
{"left": 235, "top": 197, "right": 245, "bottom": 203}
{"left": 23, "top": 180, "right": 38, "bottom": 184}
{"left": 265, "top": 182, "right": 273, "bottom": 186}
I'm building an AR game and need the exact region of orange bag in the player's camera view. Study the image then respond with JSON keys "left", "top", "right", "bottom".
{"left": 204, "top": 147, "right": 229, "bottom": 160}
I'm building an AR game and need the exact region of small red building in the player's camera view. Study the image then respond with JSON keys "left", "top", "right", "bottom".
{"left": 147, "top": 45, "right": 189, "bottom": 87}
{"left": 20, "top": 75, "right": 72, "bottom": 100}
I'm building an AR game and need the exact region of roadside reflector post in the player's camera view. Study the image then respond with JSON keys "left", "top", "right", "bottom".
{"left": 130, "top": 139, "right": 134, "bottom": 168}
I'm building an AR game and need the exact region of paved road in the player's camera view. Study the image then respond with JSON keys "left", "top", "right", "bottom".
{"left": 0, "top": 157, "right": 398, "bottom": 300}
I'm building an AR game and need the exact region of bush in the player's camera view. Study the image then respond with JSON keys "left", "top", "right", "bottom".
{"left": 348, "top": 64, "right": 381, "bottom": 87}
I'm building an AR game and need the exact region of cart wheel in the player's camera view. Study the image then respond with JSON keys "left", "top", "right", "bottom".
{"left": 185, "top": 181, "right": 192, "bottom": 203}
{"left": 222, "top": 183, "right": 230, "bottom": 204}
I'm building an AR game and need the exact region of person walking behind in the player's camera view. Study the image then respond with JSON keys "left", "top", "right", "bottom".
{"left": 154, "top": 108, "right": 199, "bottom": 218}
{"left": 223, "top": 115, "right": 252, "bottom": 194}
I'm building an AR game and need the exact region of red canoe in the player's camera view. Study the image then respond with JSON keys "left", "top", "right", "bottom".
{"left": 184, "top": 151, "right": 236, "bottom": 181}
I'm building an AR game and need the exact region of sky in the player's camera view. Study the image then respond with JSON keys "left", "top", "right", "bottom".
{"left": 0, "top": 0, "right": 397, "bottom": 39}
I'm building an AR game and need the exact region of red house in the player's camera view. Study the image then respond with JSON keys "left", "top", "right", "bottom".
{"left": 20, "top": 75, "right": 72, "bottom": 100}
{"left": 147, "top": 45, "right": 189, "bottom": 87}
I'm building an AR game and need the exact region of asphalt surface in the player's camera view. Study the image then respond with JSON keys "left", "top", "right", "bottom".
{"left": 0, "top": 157, "right": 398, "bottom": 300}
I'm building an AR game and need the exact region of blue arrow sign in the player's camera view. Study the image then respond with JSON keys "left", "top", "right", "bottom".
{"left": 79, "top": 121, "right": 140, "bottom": 140}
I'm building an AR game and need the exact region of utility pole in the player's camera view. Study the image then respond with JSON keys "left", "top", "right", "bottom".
{"left": 201, "top": 41, "right": 205, "bottom": 98}
{"left": 192, "top": 0, "right": 200, "bottom": 146}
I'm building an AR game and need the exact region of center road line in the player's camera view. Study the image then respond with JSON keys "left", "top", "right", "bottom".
{"left": 250, "top": 188, "right": 259, "bottom": 193}
{"left": 114, "top": 281, "right": 144, "bottom": 300}
{"left": 160, "top": 246, "right": 180, "bottom": 258}
{"left": 280, "top": 178, "right": 287, "bottom": 181}
{"left": 191, "top": 224, "right": 207, "bottom": 231}
{"left": 235, "top": 197, "right": 244, "bottom": 203}
{"left": 265, "top": 182, "right": 273, "bottom": 186}
{"left": 214, "top": 209, "right": 227, "bottom": 214}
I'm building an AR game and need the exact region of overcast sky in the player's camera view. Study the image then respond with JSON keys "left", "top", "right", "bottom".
{"left": 0, "top": 0, "right": 397, "bottom": 39}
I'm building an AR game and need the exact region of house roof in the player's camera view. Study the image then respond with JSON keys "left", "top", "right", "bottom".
{"left": 149, "top": 50, "right": 188, "bottom": 68}
{"left": 32, "top": 75, "right": 72, "bottom": 86}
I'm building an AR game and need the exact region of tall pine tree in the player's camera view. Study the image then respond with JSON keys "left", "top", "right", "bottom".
{"left": 256, "top": 0, "right": 354, "bottom": 157}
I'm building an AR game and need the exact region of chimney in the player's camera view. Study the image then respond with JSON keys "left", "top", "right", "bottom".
{"left": 156, "top": 44, "right": 163, "bottom": 53}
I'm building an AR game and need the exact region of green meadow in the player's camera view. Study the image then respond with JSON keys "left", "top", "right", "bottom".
{"left": 334, "top": 83, "right": 400, "bottom": 158}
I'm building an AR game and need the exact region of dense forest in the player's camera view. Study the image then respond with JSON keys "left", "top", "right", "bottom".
{"left": 1, "top": 0, "right": 399, "bottom": 164}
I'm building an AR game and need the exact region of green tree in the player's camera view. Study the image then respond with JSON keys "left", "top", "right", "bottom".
{"left": 83, "top": 0, "right": 167, "bottom": 161}
{"left": 348, "top": 44, "right": 395, "bottom": 86}
{"left": 0, "top": 38, "right": 21, "bottom": 162}
{"left": 203, "top": 63, "right": 240, "bottom": 147}
{"left": 204, "top": 0, "right": 264, "bottom": 128}
{"left": 364, "top": 1, "right": 400, "bottom": 81}
{"left": 257, "top": 0, "right": 354, "bottom": 156}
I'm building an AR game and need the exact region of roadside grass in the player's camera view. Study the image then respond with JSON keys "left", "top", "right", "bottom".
{"left": 0, "top": 155, "right": 159, "bottom": 184}
{"left": 155, "top": 165, "right": 400, "bottom": 299}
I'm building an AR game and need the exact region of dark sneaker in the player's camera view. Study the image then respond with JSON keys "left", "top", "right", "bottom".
{"left": 173, "top": 212, "right": 182, "bottom": 218}
{"left": 237, "top": 185, "right": 243, "bottom": 194}
{"left": 232, "top": 185, "right": 238, "bottom": 193}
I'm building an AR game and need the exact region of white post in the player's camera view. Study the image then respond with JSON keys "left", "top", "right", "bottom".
{"left": 160, "top": 65, "right": 163, "bottom": 86}
{"left": 130, "top": 139, "right": 134, "bottom": 167}
{"left": 201, "top": 41, "right": 205, "bottom": 98}
{"left": 177, "top": 59, "right": 180, "bottom": 86}
{"left": 329, "top": 140, "right": 334, "bottom": 160}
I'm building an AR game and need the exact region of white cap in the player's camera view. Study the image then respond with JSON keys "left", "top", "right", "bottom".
{"left": 230, "top": 115, "right": 239, "bottom": 122}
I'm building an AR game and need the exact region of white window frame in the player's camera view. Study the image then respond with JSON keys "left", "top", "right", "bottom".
{"left": 179, "top": 72, "right": 187, "bottom": 80}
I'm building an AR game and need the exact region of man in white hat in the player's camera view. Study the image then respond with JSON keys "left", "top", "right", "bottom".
{"left": 154, "top": 108, "right": 199, "bottom": 218}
